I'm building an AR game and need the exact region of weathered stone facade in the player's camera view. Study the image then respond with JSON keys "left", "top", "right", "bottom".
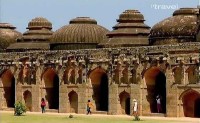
{"left": 0, "top": 43, "right": 200, "bottom": 117}
{"left": 1, "top": 7, "right": 200, "bottom": 118}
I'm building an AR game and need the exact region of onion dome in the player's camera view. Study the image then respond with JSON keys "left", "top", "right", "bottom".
{"left": 51, "top": 17, "right": 109, "bottom": 50}
{"left": 22, "top": 17, "right": 53, "bottom": 42}
{"left": 150, "top": 8, "right": 199, "bottom": 45}
{"left": 100, "top": 10, "right": 150, "bottom": 48}
{"left": 0, "top": 23, "right": 22, "bottom": 50}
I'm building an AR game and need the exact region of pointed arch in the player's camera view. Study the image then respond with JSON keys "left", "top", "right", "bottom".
{"left": 0, "top": 69, "right": 15, "bottom": 108}
{"left": 23, "top": 90, "right": 32, "bottom": 111}
{"left": 119, "top": 91, "right": 130, "bottom": 115}
{"left": 179, "top": 89, "right": 200, "bottom": 117}
{"left": 68, "top": 90, "right": 78, "bottom": 113}
{"left": 41, "top": 68, "right": 59, "bottom": 109}
{"left": 144, "top": 66, "right": 166, "bottom": 113}
{"left": 88, "top": 66, "right": 108, "bottom": 111}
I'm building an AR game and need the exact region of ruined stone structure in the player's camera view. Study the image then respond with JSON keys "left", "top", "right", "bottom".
{"left": 0, "top": 8, "right": 200, "bottom": 118}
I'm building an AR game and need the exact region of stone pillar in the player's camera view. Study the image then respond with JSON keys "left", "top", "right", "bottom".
{"left": 178, "top": 100, "right": 184, "bottom": 117}
{"left": 108, "top": 83, "right": 119, "bottom": 115}
{"left": 141, "top": 78, "right": 150, "bottom": 115}
{"left": 31, "top": 66, "right": 41, "bottom": 112}
{"left": 183, "top": 65, "right": 187, "bottom": 85}
{"left": 59, "top": 84, "right": 68, "bottom": 113}
{"left": 130, "top": 84, "right": 140, "bottom": 115}
{"left": 78, "top": 83, "right": 89, "bottom": 114}
{"left": 32, "top": 85, "right": 40, "bottom": 112}
{"left": 166, "top": 68, "right": 178, "bottom": 117}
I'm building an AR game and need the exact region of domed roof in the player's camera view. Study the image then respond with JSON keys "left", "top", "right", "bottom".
{"left": 52, "top": 17, "right": 109, "bottom": 44}
{"left": 100, "top": 10, "right": 150, "bottom": 48}
{"left": 150, "top": 8, "right": 199, "bottom": 45}
{"left": 22, "top": 17, "right": 53, "bottom": 42}
{"left": 0, "top": 23, "right": 22, "bottom": 50}
{"left": 27, "top": 17, "right": 52, "bottom": 29}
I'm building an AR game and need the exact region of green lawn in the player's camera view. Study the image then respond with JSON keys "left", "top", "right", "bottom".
{"left": 0, "top": 112, "right": 193, "bottom": 123}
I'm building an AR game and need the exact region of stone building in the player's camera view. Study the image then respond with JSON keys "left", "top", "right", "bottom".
{"left": 0, "top": 8, "right": 200, "bottom": 118}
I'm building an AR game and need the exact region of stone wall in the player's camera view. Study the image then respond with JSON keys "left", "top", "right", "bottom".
{"left": 0, "top": 43, "right": 200, "bottom": 117}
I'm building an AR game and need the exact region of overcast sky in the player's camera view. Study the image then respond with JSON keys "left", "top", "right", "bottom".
{"left": 0, "top": 0, "right": 198, "bottom": 33}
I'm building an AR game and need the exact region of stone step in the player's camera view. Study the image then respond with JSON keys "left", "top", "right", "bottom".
{"left": 149, "top": 113, "right": 166, "bottom": 117}
{"left": 45, "top": 109, "right": 58, "bottom": 113}
{"left": 2, "top": 108, "right": 14, "bottom": 111}
{"left": 92, "top": 111, "right": 108, "bottom": 114}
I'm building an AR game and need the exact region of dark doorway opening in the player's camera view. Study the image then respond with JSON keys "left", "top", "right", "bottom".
{"left": 42, "top": 68, "right": 59, "bottom": 109}
{"left": 144, "top": 67, "right": 166, "bottom": 113}
{"left": 1, "top": 70, "right": 15, "bottom": 108}
{"left": 89, "top": 67, "right": 108, "bottom": 111}
{"left": 99, "top": 73, "right": 108, "bottom": 111}
{"left": 125, "top": 98, "right": 130, "bottom": 115}
{"left": 194, "top": 98, "right": 200, "bottom": 118}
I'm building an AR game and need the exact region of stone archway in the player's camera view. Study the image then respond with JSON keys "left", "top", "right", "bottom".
{"left": 180, "top": 89, "right": 200, "bottom": 117}
{"left": 0, "top": 69, "right": 15, "bottom": 108}
{"left": 41, "top": 68, "right": 59, "bottom": 109}
{"left": 23, "top": 90, "right": 32, "bottom": 111}
{"left": 119, "top": 91, "right": 130, "bottom": 115}
{"left": 89, "top": 66, "right": 108, "bottom": 111}
{"left": 68, "top": 90, "right": 78, "bottom": 113}
{"left": 144, "top": 66, "right": 166, "bottom": 113}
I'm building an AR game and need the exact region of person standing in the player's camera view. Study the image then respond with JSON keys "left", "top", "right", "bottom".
{"left": 156, "top": 95, "right": 162, "bottom": 113}
{"left": 41, "top": 98, "right": 46, "bottom": 113}
{"left": 86, "top": 100, "right": 93, "bottom": 115}
{"left": 133, "top": 99, "right": 140, "bottom": 121}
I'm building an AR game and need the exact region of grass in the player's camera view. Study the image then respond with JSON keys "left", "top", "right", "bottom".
{"left": 0, "top": 112, "right": 195, "bottom": 123}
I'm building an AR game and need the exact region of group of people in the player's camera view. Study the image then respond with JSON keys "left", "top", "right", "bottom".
{"left": 40, "top": 95, "right": 162, "bottom": 120}
{"left": 40, "top": 98, "right": 94, "bottom": 114}
{"left": 132, "top": 95, "right": 162, "bottom": 121}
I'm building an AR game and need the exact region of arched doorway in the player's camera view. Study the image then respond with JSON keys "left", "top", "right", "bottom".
{"left": 0, "top": 69, "right": 15, "bottom": 108}
{"left": 181, "top": 90, "right": 200, "bottom": 117}
{"left": 89, "top": 67, "right": 108, "bottom": 111}
{"left": 68, "top": 90, "right": 78, "bottom": 113}
{"left": 42, "top": 68, "right": 59, "bottom": 109}
{"left": 144, "top": 66, "right": 166, "bottom": 113}
{"left": 119, "top": 91, "right": 130, "bottom": 115}
{"left": 23, "top": 90, "right": 32, "bottom": 111}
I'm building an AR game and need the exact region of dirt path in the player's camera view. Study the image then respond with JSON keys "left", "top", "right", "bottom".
{"left": 1, "top": 111, "right": 200, "bottom": 122}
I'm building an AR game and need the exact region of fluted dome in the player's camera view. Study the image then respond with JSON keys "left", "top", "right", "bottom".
{"left": 22, "top": 17, "right": 53, "bottom": 42}
{"left": 150, "top": 8, "right": 199, "bottom": 45}
{"left": 100, "top": 10, "right": 150, "bottom": 48}
{"left": 51, "top": 17, "right": 109, "bottom": 50}
{"left": 7, "top": 17, "right": 53, "bottom": 51}
{"left": 0, "top": 23, "right": 22, "bottom": 50}
{"left": 27, "top": 17, "right": 52, "bottom": 29}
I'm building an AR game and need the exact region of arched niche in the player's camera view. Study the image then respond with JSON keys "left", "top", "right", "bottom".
{"left": 23, "top": 90, "right": 32, "bottom": 111}
{"left": 68, "top": 90, "right": 78, "bottom": 113}
{"left": 119, "top": 91, "right": 130, "bottom": 115}
{"left": 180, "top": 89, "right": 200, "bottom": 118}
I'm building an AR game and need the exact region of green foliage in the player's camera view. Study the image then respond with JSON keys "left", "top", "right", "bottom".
{"left": 69, "top": 114, "right": 73, "bottom": 118}
{"left": 133, "top": 115, "right": 140, "bottom": 121}
{"left": 14, "top": 101, "right": 27, "bottom": 116}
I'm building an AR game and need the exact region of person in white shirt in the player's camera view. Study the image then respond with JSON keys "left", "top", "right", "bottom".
{"left": 156, "top": 95, "right": 162, "bottom": 113}
{"left": 133, "top": 99, "right": 140, "bottom": 121}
